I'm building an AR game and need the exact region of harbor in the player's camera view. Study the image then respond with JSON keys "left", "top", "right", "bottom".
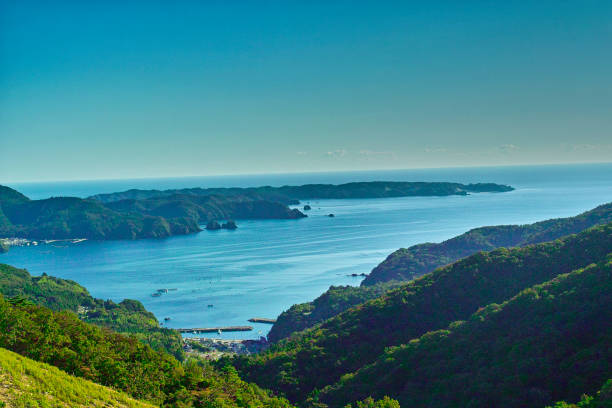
{"left": 177, "top": 326, "right": 253, "bottom": 333}
{"left": 184, "top": 336, "right": 269, "bottom": 358}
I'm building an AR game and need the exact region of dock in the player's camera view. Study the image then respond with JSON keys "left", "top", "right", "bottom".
{"left": 248, "top": 318, "right": 277, "bottom": 324}
{"left": 177, "top": 326, "right": 253, "bottom": 333}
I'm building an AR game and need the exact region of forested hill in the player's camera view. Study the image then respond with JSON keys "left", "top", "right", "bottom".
{"left": 226, "top": 222, "right": 612, "bottom": 404}
{"left": 0, "top": 263, "right": 184, "bottom": 359}
{"left": 363, "top": 201, "right": 612, "bottom": 285}
{"left": 0, "top": 294, "right": 297, "bottom": 407}
{"left": 0, "top": 184, "right": 305, "bottom": 240}
{"left": 267, "top": 202, "right": 612, "bottom": 342}
{"left": 316, "top": 254, "right": 612, "bottom": 407}
{"left": 89, "top": 181, "right": 514, "bottom": 203}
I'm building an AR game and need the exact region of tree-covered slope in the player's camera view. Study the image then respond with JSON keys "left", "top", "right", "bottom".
{"left": 0, "top": 186, "right": 196, "bottom": 239}
{"left": 0, "top": 263, "right": 184, "bottom": 360}
{"left": 267, "top": 282, "right": 401, "bottom": 343}
{"left": 268, "top": 202, "right": 612, "bottom": 343}
{"left": 0, "top": 346, "right": 154, "bottom": 408}
{"left": 0, "top": 295, "right": 294, "bottom": 407}
{"left": 548, "top": 379, "right": 612, "bottom": 408}
{"left": 90, "top": 181, "right": 514, "bottom": 203}
{"left": 0, "top": 185, "right": 305, "bottom": 241}
{"left": 227, "top": 223, "right": 612, "bottom": 403}
{"left": 317, "top": 256, "right": 612, "bottom": 408}
{"left": 105, "top": 193, "right": 305, "bottom": 224}
{"left": 364, "top": 202, "right": 612, "bottom": 285}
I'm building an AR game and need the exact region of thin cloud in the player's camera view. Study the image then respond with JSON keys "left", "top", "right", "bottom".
{"left": 326, "top": 149, "right": 347, "bottom": 158}
{"left": 499, "top": 144, "right": 520, "bottom": 154}
{"left": 359, "top": 150, "right": 397, "bottom": 160}
{"left": 424, "top": 147, "right": 448, "bottom": 153}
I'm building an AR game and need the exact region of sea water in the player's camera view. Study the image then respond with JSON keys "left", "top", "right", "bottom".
{"left": 3, "top": 163, "right": 612, "bottom": 339}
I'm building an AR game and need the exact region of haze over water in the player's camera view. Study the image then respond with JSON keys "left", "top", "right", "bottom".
{"left": 3, "top": 163, "right": 612, "bottom": 339}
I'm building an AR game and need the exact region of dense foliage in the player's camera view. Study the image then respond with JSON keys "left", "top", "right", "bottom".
{"left": 0, "top": 295, "right": 184, "bottom": 402}
{"left": 0, "top": 263, "right": 184, "bottom": 359}
{"left": 0, "top": 346, "right": 154, "bottom": 407}
{"left": 105, "top": 193, "right": 305, "bottom": 225}
{"left": 91, "top": 181, "right": 513, "bottom": 204}
{"left": 268, "top": 202, "right": 612, "bottom": 342}
{"left": 548, "top": 379, "right": 612, "bottom": 408}
{"left": 316, "top": 257, "right": 612, "bottom": 407}
{"left": 364, "top": 202, "right": 612, "bottom": 285}
{"left": 226, "top": 223, "right": 612, "bottom": 403}
{"left": 267, "top": 282, "right": 401, "bottom": 343}
{"left": 0, "top": 295, "right": 293, "bottom": 407}
{"left": 0, "top": 185, "right": 304, "bottom": 240}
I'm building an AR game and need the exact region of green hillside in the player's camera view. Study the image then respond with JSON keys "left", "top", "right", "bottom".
{"left": 0, "top": 263, "right": 184, "bottom": 360}
{"left": 316, "top": 255, "right": 612, "bottom": 407}
{"left": 0, "top": 185, "right": 304, "bottom": 241}
{"left": 90, "top": 181, "right": 514, "bottom": 203}
{"left": 364, "top": 202, "right": 612, "bottom": 285}
{"left": 0, "top": 347, "right": 153, "bottom": 408}
{"left": 268, "top": 202, "right": 612, "bottom": 342}
{"left": 0, "top": 295, "right": 294, "bottom": 407}
{"left": 227, "top": 222, "right": 612, "bottom": 403}
{"left": 267, "top": 281, "right": 401, "bottom": 342}
{"left": 548, "top": 379, "right": 612, "bottom": 408}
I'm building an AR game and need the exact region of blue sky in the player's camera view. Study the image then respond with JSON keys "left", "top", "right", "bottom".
{"left": 1, "top": 1, "right": 611, "bottom": 182}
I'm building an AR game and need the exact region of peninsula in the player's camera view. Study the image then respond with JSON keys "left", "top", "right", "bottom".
{"left": 0, "top": 181, "right": 513, "bottom": 242}
{"left": 90, "top": 181, "right": 514, "bottom": 204}
{"left": 0, "top": 185, "right": 305, "bottom": 241}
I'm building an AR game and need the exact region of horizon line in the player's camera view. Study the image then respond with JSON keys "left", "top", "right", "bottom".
{"left": 4, "top": 161, "right": 612, "bottom": 186}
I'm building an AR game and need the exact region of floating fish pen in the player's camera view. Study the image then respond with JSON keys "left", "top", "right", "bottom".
{"left": 156, "top": 288, "right": 178, "bottom": 293}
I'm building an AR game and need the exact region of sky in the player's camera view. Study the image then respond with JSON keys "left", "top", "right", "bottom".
{"left": 1, "top": 1, "right": 611, "bottom": 182}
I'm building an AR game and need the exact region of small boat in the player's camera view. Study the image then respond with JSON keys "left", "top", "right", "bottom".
{"left": 207, "top": 304, "right": 214, "bottom": 308}
{"left": 217, "top": 329, "right": 222, "bottom": 335}
{"left": 164, "top": 317, "right": 171, "bottom": 321}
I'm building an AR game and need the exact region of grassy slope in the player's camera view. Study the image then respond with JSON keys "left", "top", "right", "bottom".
{"left": 317, "top": 256, "right": 612, "bottom": 407}
{"left": 0, "top": 295, "right": 295, "bottom": 407}
{"left": 0, "top": 347, "right": 153, "bottom": 408}
{"left": 227, "top": 223, "right": 612, "bottom": 403}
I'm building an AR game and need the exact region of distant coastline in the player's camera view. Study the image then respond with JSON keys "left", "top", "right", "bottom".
{"left": 0, "top": 181, "right": 513, "bottom": 242}
{"left": 89, "top": 181, "right": 513, "bottom": 204}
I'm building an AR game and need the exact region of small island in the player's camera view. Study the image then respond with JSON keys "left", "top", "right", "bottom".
{"left": 221, "top": 220, "right": 237, "bottom": 230}
{"left": 206, "top": 221, "right": 221, "bottom": 230}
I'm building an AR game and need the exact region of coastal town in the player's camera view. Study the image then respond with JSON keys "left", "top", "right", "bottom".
{"left": 184, "top": 336, "right": 270, "bottom": 360}
{"left": 0, "top": 237, "right": 87, "bottom": 252}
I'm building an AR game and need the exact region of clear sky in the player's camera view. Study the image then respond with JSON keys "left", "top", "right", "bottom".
{"left": 1, "top": 1, "right": 611, "bottom": 182}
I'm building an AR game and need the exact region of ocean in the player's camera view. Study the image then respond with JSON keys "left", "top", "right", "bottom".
{"left": 3, "top": 163, "right": 612, "bottom": 339}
